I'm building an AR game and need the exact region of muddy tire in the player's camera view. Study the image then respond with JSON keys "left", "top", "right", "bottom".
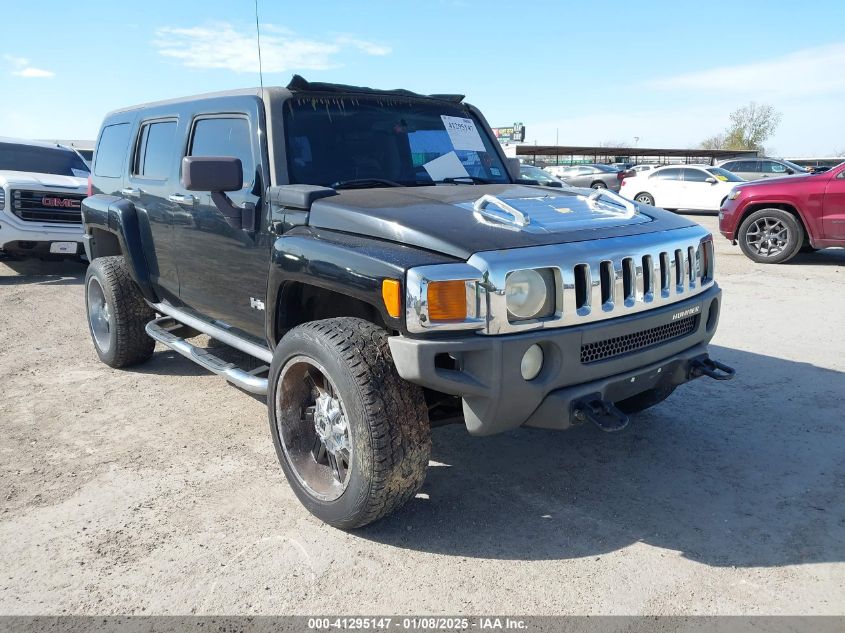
{"left": 615, "top": 384, "right": 677, "bottom": 415}
{"left": 268, "top": 317, "right": 431, "bottom": 529}
{"left": 85, "top": 256, "right": 155, "bottom": 368}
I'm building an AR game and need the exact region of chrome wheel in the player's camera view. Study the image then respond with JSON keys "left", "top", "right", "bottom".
{"left": 86, "top": 276, "right": 112, "bottom": 353}
{"left": 744, "top": 217, "right": 790, "bottom": 257}
{"left": 275, "top": 356, "right": 352, "bottom": 501}
{"left": 635, "top": 193, "right": 654, "bottom": 205}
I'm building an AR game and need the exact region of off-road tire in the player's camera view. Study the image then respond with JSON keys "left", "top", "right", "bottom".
{"left": 85, "top": 256, "right": 155, "bottom": 368}
{"left": 737, "top": 208, "right": 804, "bottom": 264}
{"left": 268, "top": 317, "right": 431, "bottom": 529}
{"left": 615, "top": 384, "right": 677, "bottom": 415}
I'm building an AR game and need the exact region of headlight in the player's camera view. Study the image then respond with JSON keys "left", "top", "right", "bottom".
{"left": 506, "top": 268, "right": 555, "bottom": 321}
{"left": 727, "top": 189, "right": 742, "bottom": 200}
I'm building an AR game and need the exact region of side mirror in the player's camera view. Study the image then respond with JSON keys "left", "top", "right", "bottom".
{"left": 546, "top": 181, "right": 563, "bottom": 188}
{"left": 181, "top": 156, "right": 243, "bottom": 192}
{"left": 505, "top": 157, "right": 521, "bottom": 181}
{"left": 785, "top": 168, "right": 794, "bottom": 175}
{"left": 705, "top": 177, "right": 717, "bottom": 184}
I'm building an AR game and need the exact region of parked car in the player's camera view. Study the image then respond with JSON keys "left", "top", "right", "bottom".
{"left": 620, "top": 165, "right": 744, "bottom": 213}
{"left": 630, "top": 164, "right": 661, "bottom": 175}
{"left": 718, "top": 157, "right": 807, "bottom": 181}
{"left": 719, "top": 161, "right": 845, "bottom": 263}
{"left": 545, "top": 164, "right": 623, "bottom": 191}
{"left": 0, "top": 138, "right": 90, "bottom": 259}
{"left": 519, "top": 164, "right": 566, "bottom": 187}
{"left": 81, "top": 75, "right": 733, "bottom": 528}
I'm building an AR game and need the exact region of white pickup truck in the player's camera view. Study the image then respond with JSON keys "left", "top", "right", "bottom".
{"left": 0, "top": 138, "right": 90, "bottom": 259}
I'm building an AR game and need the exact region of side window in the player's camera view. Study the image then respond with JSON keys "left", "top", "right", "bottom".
{"left": 133, "top": 120, "right": 177, "bottom": 180}
{"left": 94, "top": 123, "right": 131, "bottom": 178}
{"left": 682, "top": 168, "right": 709, "bottom": 182}
{"left": 765, "top": 161, "right": 786, "bottom": 174}
{"left": 652, "top": 168, "right": 683, "bottom": 181}
{"left": 721, "top": 161, "right": 737, "bottom": 172}
{"left": 189, "top": 117, "right": 254, "bottom": 186}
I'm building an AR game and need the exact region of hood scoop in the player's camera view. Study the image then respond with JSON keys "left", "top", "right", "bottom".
{"left": 460, "top": 189, "right": 651, "bottom": 233}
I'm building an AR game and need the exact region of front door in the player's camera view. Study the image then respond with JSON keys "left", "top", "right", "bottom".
{"left": 172, "top": 111, "right": 271, "bottom": 340}
{"left": 822, "top": 168, "right": 845, "bottom": 239}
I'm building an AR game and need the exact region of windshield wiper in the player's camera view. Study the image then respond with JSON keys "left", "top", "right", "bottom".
{"left": 433, "top": 176, "right": 492, "bottom": 185}
{"left": 331, "top": 178, "right": 404, "bottom": 190}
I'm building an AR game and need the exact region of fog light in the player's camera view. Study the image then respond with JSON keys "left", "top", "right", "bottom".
{"left": 521, "top": 344, "right": 544, "bottom": 380}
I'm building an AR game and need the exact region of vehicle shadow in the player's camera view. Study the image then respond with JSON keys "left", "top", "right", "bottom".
{"left": 357, "top": 345, "right": 845, "bottom": 568}
{"left": 0, "top": 257, "right": 86, "bottom": 285}
{"left": 790, "top": 249, "right": 845, "bottom": 267}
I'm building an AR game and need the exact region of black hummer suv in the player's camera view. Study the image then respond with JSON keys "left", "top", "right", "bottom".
{"left": 82, "top": 76, "right": 733, "bottom": 528}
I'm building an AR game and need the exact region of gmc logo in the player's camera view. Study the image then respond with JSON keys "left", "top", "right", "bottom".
{"left": 42, "top": 197, "right": 81, "bottom": 209}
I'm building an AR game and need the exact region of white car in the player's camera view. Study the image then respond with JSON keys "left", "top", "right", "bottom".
{"left": 620, "top": 164, "right": 744, "bottom": 213}
{"left": 0, "top": 138, "right": 89, "bottom": 258}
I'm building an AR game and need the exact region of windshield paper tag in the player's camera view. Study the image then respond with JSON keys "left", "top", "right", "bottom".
{"left": 441, "top": 115, "right": 486, "bottom": 152}
{"left": 422, "top": 151, "right": 470, "bottom": 181}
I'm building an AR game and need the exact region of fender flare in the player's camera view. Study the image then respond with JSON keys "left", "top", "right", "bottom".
{"left": 81, "top": 194, "right": 158, "bottom": 302}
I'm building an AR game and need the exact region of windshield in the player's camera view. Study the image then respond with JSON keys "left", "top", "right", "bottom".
{"left": 0, "top": 142, "right": 90, "bottom": 177}
{"left": 520, "top": 165, "right": 557, "bottom": 182}
{"left": 781, "top": 159, "right": 808, "bottom": 174}
{"left": 707, "top": 167, "right": 744, "bottom": 182}
{"left": 283, "top": 96, "right": 510, "bottom": 187}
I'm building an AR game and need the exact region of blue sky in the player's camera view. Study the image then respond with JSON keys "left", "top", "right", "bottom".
{"left": 4, "top": 0, "right": 845, "bottom": 156}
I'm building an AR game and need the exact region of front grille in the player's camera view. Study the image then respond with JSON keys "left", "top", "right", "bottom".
{"left": 10, "top": 189, "right": 84, "bottom": 223}
{"left": 580, "top": 314, "right": 699, "bottom": 363}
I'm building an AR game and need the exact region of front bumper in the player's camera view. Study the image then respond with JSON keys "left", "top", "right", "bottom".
{"left": 0, "top": 208, "right": 83, "bottom": 251}
{"left": 389, "top": 285, "right": 722, "bottom": 435}
{"left": 719, "top": 198, "right": 742, "bottom": 240}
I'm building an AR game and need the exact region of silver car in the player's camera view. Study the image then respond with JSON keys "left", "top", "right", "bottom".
{"left": 718, "top": 157, "right": 807, "bottom": 181}
{"left": 547, "top": 164, "right": 623, "bottom": 191}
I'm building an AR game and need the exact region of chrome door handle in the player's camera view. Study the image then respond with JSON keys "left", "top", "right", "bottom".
{"left": 120, "top": 187, "right": 140, "bottom": 198}
{"left": 168, "top": 193, "right": 196, "bottom": 206}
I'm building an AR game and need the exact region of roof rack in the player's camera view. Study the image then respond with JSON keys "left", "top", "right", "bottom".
{"left": 286, "top": 74, "right": 464, "bottom": 103}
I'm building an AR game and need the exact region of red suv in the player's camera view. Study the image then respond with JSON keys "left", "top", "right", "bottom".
{"left": 719, "top": 161, "right": 845, "bottom": 263}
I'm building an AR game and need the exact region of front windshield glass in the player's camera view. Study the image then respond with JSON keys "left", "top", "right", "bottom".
{"left": 781, "top": 159, "right": 808, "bottom": 173}
{"left": 707, "top": 167, "right": 744, "bottom": 182}
{"left": 0, "top": 143, "right": 90, "bottom": 177}
{"left": 520, "top": 165, "right": 556, "bottom": 182}
{"left": 283, "top": 96, "right": 510, "bottom": 187}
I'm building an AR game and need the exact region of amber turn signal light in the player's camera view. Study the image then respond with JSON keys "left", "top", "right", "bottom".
{"left": 382, "top": 279, "right": 402, "bottom": 318}
{"left": 427, "top": 280, "right": 468, "bottom": 321}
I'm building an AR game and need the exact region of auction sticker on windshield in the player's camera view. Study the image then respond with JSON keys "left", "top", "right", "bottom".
{"left": 441, "top": 115, "right": 485, "bottom": 152}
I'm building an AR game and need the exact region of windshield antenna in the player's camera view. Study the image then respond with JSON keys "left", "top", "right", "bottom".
{"left": 254, "top": 0, "right": 265, "bottom": 95}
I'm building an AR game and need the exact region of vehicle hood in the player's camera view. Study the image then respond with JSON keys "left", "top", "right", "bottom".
{"left": 0, "top": 170, "right": 87, "bottom": 190}
{"left": 307, "top": 184, "right": 698, "bottom": 259}
{"left": 734, "top": 174, "right": 816, "bottom": 190}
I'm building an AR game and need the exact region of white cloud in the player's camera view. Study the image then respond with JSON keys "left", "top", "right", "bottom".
{"left": 3, "top": 54, "right": 54, "bottom": 78}
{"left": 646, "top": 43, "right": 845, "bottom": 98}
{"left": 153, "top": 22, "right": 390, "bottom": 73}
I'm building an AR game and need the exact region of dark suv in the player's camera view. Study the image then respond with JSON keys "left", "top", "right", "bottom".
{"left": 81, "top": 76, "right": 733, "bottom": 528}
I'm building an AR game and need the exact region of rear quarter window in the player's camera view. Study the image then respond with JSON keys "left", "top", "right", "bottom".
{"left": 94, "top": 123, "right": 131, "bottom": 178}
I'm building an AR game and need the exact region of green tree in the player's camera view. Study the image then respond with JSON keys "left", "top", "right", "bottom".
{"left": 701, "top": 103, "right": 782, "bottom": 153}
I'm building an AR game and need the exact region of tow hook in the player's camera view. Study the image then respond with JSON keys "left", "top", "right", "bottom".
{"left": 573, "top": 398, "right": 630, "bottom": 433}
{"left": 690, "top": 357, "right": 736, "bottom": 381}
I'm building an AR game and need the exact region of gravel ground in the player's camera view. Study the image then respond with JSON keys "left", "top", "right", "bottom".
{"left": 0, "top": 215, "right": 843, "bottom": 616}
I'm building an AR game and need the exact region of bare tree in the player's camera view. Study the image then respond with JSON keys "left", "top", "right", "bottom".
{"left": 700, "top": 133, "right": 728, "bottom": 150}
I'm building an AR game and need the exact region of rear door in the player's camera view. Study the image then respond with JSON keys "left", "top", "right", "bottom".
{"left": 727, "top": 160, "right": 760, "bottom": 181}
{"left": 650, "top": 168, "right": 684, "bottom": 208}
{"left": 172, "top": 101, "right": 270, "bottom": 340}
{"left": 125, "top": 116, "right": 182, "bottom": 303}
{"left": 822, "top": 167, "right": 845, "bottom": 239}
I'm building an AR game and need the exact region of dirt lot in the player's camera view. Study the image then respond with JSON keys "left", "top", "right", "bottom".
{"left": 1, "top": 214, "right": 843, "bottom": 616}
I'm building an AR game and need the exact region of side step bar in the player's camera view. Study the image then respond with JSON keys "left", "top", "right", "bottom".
{"left": 145, "top": 317, "right": 269, "bottom": 395}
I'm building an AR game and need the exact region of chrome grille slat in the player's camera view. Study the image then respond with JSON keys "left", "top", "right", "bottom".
{"left": 464, "top": 226, "right": 716, "bottom": 335}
